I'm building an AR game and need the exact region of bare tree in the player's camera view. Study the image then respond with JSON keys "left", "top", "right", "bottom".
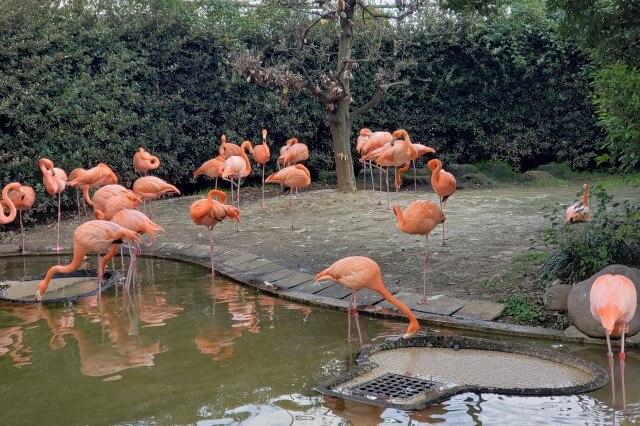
{"left": 233, "top": 0, "right": 429, "bottom": 192}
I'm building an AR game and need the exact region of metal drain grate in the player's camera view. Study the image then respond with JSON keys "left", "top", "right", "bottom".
{"left": 348, "top": 373, "right": 436, "bottom": 400}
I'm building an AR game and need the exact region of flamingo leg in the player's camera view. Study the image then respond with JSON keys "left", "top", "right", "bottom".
{"left": 290, "top": 189, "right": 295, "bottom": 229}
{"left": 378, "top": 166, "right": 383, "bottom": 205}
{"left": 261, "top": 164, "right": 265, "bottom": 208}
{"left": 439, "top": 199, "right": 446, "bottom": 246}
{"left": 413, "top": 160, "right": 417, "bottom": 192}
{"left": 208, "top": 226, "right": 215, "bottom": 277}
{"left": 369, "top": 160, "right": 375, "bottom": 191}
{"left": 214, "top": 177, "right": 218, "bottom": 190}
{"left": 348, "top": 291, "right": 364, "bottom": 346}
{"left": 385, "top": 167, "right": 390, "bottom": 209}
{"left": 362, "top": 160, "right": 367, "bottom": 190}
{"left": 19, "top": 211, "right": 28, "bottom": 255}
{"left": 620, "top": 330, "right": 627, "bottom": 409}
{"left": 52, "top": 193, "right": 63, "bottom": 252}
{"left": 418, "top": 234, "right": 430, "bottom": 304}
{"left": 606, "top": 332, "right": 616, "bottom": 405}
{"left": 75, "top": 189, "right": 81, "bottom": 224}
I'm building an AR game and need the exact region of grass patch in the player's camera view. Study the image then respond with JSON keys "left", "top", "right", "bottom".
{"left": 502, "top": 295, "right": 545, "bottom": 323}
{"left": 476, "top": 278, "right": 509, "bottom": 294}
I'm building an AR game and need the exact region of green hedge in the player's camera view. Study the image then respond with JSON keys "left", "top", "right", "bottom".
{"left": 0, "top": 1, "right": 603, "bottom": 221}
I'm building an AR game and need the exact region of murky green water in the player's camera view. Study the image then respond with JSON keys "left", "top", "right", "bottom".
{"left": 0, "top": 256, "right": 638, "bottom": 425}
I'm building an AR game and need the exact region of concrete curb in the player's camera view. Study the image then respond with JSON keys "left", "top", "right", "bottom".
{"left": 2, "top": 242, "right": 637, "bottom": 348}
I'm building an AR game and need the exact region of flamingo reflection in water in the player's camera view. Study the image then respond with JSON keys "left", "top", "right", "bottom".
{"left": 0, "top": 326, "right": 31, "bottom": 367}
{"left": 195, "top": 282, "right": 312, "bottom": 360}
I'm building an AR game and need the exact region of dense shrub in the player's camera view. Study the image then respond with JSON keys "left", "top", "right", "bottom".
{"left": 537, "top": 162, "right": 574, "bottom": 179}
{"left": 474, "top": 160, "right": 520, "bottom": 182}
{"left": 541, "top": 186, "right": 640, "bottom": 282}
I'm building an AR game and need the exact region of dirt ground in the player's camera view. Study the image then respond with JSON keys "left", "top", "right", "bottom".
{"left": 1, "top": 180, "right": 601, "bottom": 305}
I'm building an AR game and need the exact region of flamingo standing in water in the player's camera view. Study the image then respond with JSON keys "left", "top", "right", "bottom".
{"left": 428, "top": 159, "right": 456, "bottom": 245}
{"left": 38, "top": 158, "right": 67, "bottom": 251}
{"left": 35, "top": 220, "right": 141, "bottom": 301}
{"left": 189, "top": 190, "right": 240, "bottom": 276}
{"left": 132, "top": 176, "right": 180, "bottom": 218}
{"left": 133, "top": 147, "right": 160, "bottom": 175}
{"left": 111, "top": 209, "right": 164, "bottom": 289}
{"left": 265, "top": 164, "right": 311, "bottom": 229}
{"left": 7, "top": 184, "right": 35, "bottom": 254}
{"left": 393, "top": 201, "right": 446, "bottom": 304}
{"left": 315, "top": 256, "right": 420, "bottom": 346}
{"left": 193, "top": 156, "right": 225, "bottom": 190}
{"left": 565, "top": 183, "right": 591, "bottom": 223}
{"left": 252, "top": 129, "right": 271, "bottom": 208}
{"left": 590, "top": 274, "right": 637, "bottom": 408}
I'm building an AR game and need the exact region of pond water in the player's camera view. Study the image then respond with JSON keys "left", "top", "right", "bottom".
{"left": 0, "top": 256, "right": 638, "bottom": 425}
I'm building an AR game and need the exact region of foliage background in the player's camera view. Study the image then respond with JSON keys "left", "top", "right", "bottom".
{"left": 0, "top": 0, "right": 604, "bottom": 218}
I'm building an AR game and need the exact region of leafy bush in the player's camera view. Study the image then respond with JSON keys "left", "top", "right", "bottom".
{"left": 474, "top": 160, "right": 520, "bottom": 182}
{"left": 446, "top": 163, "right": 477, "bottom": 178}
{"left": 522, "top": 170, "right": 560, "bottom": 186}
{"left": 541, "top": 185, "right": 640, "bottom": 282}
{"left": 503, "top": 296, "right": 545, "bottom": 323}
{"left": 457, "top": 173, "right": 495, "bottom": 188}
{"left": 537, "top": 162, "right": 574, "bottom": 179}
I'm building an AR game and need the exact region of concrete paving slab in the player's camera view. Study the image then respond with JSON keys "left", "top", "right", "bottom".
{"left": 453, "top": 300, "right": 505, "bottom": 321}
{"left": 242, "top": 261, "right": 282, "bottom": 275}
{"left": 293, "top": 279, "right": 333, "bottom": 293}
{"left": 260, "top": 268, "right": 298, "bottom": 282}
{"left": 316, "top": 284, "right": 352, "bottom": 299}
{"left": 273, "top": 272, "right": 315, "bottom": 289}
{"left": 233, "top": 258, "right": 271, "bottom": 272}
{"left": 413, "top": 296, "right": 467, "bottom": 316}
{"left": 221, "top": 252, "right": 260, "bottom": 266}
{"left": 352, "top": 289, "right": 386, "bottom": 307}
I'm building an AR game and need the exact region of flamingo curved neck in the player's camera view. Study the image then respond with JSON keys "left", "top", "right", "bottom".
{"left": 375, "top": 285, "right": 419, "bottom": 333}
{"left": 0, "top": 186, "right": 17, "bottom": 224}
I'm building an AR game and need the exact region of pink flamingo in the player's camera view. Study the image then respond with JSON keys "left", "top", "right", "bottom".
{"left": 38, "top": 158, "right": 67, "bottom": 251}
{"left": 189, "top": 190, "right": 240, "bottom": 276}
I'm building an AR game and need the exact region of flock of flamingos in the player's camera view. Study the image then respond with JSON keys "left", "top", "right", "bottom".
{"left": 0, "top": 128, "right": 636, "bottom": 403}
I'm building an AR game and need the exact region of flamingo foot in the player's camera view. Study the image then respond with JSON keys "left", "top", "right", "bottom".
{"left": 418, "top": 297, "right": 429, "bottom": 305}
{"left": 51, "top": 245, "right": 63, "bottom": 252}
{"left": 20, "top": 249, "right": 30, "bottom": 255}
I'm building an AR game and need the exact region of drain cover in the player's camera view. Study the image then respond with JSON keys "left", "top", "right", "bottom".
{"left": 348, "top": 373, "right": 437, "bottom": 400}
{"left": 317, "top": 334, "right": 609, "bottom": 410}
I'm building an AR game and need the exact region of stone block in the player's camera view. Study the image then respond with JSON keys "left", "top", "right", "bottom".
{"left": 453, "top": 300, "right": 505, "bottom": 321}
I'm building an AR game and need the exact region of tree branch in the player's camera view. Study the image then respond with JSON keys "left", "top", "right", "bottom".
{"left": 350, "top": 80, "right": 407, "bottom": 124}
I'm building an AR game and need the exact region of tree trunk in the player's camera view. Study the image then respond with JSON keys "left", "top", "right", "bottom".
{"left": 330, "top": 0, "right": 357, "bottom": 193}
{"left": 329, "top": 108, "right": 356, "bottom": 192}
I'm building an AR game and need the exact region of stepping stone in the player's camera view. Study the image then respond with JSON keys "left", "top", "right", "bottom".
{"left": 453, "top": 300, "right": 505, "bottom": 321}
